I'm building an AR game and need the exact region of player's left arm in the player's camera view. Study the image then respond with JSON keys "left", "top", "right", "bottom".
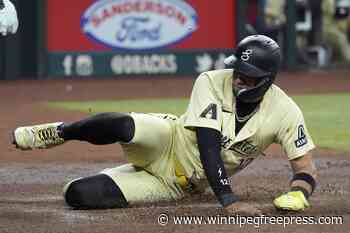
{"left": 273, "top": 103, "right": 317, "bottom": 211}
{"left": 290, "top": 151, "right": 317, "bottom": 197}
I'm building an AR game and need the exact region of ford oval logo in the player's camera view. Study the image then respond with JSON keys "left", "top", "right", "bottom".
{"left": 81, "top": 0, "right": 198, "bottom": 50}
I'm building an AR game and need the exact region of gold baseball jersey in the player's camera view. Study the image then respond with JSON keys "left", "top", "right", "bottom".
{"left": 102, "top": 69, "right": 315, "bottom": 204}
{"left": 174, "top": 69, "right": 315, "bottom": 181}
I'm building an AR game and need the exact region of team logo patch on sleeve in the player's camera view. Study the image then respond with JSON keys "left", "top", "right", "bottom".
{"left": 200, "top": 103, "right": 217, "bottom": 120}
{"left": 294, "top": 125, "right": 308, "bottom": 148}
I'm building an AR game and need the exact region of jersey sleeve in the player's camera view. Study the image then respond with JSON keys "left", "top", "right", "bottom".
{"left": 184, "top": 74, "right": 222, "bottom": 131}
{"left": 275, "top": 105, "right": 315, "bottom": 160}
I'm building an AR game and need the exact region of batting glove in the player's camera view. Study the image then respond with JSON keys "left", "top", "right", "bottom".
{"left": 0, "top": 0, "right": 18, "bottom": 36}
{"left": 273, "top": 191, "right": 310, "bottom": 211}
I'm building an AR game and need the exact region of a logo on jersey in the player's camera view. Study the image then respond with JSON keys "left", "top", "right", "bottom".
{"left": 200, "top": 103, "right": 217, "bottom": 120}
{"left": 241, "top": 49, "right": 253, "bottom": 61}
{"left": 221, "top": 138, "right": 259, "bottom": 171}
{"left": 221, "top": 137, "right": 259, "bottom": 157}
{"left": 230, "top": 140, "right": 259, "bottom": 157}
{"left": 294, "top": 125, "right": 308, "bottom": 148}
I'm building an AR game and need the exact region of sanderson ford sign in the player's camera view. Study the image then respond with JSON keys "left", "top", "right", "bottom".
{"left": 81, "top": 0, "right": 198, "bottom": 50}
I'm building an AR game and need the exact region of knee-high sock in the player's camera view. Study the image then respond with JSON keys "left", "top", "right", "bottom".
{"left": 59, "top": 112, "right": 135, "bottom": 145}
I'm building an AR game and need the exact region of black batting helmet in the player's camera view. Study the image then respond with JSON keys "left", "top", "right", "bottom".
{"left": 224, "top": 35, "right": 282, "bottom": 102}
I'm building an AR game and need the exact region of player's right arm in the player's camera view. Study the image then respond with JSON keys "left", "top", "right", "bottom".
{"left": 185, "top": 74, "right": 261, "bottom": 215}
{"left": 0, "top": 0, "right": 19, "bottom": 36}
{"left": 185, "top": 74, "right": 235, "bottom": 204}
{"left": 273, "top": 102, "right": 317, "bottom": 211}
{"left": 196, "top": 126, "right": 238, "bottom": 206}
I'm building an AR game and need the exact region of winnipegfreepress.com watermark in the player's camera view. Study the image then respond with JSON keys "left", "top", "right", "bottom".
{"left": 157, "top": 213, "right": 343, "bottom": 228}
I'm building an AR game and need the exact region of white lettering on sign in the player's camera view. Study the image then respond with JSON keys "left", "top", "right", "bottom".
{"left": 110, "top": 54, "right": 177, "bottom": 74}
{"left": 81, "top": 0, "right": 198, "bottom": 50}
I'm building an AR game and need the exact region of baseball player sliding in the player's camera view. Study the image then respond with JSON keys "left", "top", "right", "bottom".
{"left": 0, "top": 0, "right": 18, "bottom": 36}
{"left": 12, "top": 35, "right": 317, "bottom": 215}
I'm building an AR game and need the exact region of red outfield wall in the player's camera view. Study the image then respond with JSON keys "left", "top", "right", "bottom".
{"left": 47, "top": 0, "right": 236, "bottom": 51}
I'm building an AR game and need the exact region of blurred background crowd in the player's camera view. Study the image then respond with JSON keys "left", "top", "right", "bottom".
{"left": 242, "top": 0, "right": 350, "bottom": 68}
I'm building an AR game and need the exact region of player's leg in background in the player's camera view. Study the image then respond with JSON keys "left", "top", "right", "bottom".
{"left": 63, "top": 164, "right": 182, "bottom": 209}
{"left": 12, "top": 112, "right": 135, "bottom": 150}
{"left": 63, "top": 173, "right": 128, "bottom": 209}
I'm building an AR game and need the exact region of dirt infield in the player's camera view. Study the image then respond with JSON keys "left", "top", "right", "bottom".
{"left": 0, "top": 70, "right": 350, "bottom": 233}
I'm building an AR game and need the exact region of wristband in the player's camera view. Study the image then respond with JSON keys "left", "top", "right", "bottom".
{"left": 291, "top": 172, "right": 316, "bottom": 194}
{"left": 218, "top": 193, "right": 239, "bottom": 207}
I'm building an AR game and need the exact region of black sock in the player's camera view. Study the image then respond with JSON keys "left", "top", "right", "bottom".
{"left": 65, "top": 174, "right": 128, "bottom": 209}
{"left": 59, "top": 112, "right": 135, "bottom": 145}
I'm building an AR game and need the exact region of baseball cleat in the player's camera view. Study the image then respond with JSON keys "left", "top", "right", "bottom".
{"left": 12, "top": 122, "right": 65, "bottom": 150}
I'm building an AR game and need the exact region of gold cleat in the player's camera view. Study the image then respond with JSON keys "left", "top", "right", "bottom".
{"left": 12, "top": 122, "right": 65, "bottom": 150}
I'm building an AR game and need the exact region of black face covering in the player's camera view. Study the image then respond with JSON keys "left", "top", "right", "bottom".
{"left": 235, "top": 98, "right": 261, "bottom": 135}
{"left": 236, "top": 98, "right": 260, "bottom": 117}
{"left": 233, "top": 70, "right": 274, "bottom": 103}
{"left": 235, "top": 77, "right": 272, "bottom": 103}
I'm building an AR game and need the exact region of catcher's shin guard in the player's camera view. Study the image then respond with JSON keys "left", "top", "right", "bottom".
{"left": 63, "top": 174, "right": 128, "bottom": 209}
